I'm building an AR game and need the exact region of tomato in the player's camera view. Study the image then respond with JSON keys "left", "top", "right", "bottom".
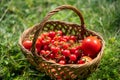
{"left": 74, "top": 50, "right": 81, "bottom": 57}
{"left": 25, "top": 31, "right": 98, "bottom": 65}
{"left": 70, "top": 47, "right": 77, "bottom": 54}
{"left": 40, "top": 50, "right": 46, "bottom": 55}
{"left": 36, "top": 39, "right": 41, "bottom": 48}
{"left": 77, "top": 59, "right": 85, "bottom": 64}
{"left": 81, "top": 36, "right": 101, "bottom": 58}
{"left": 22, "top": 40, "right": 32, "bottom": 50}
{"left": 48, "top": 31, "right": 56, "bottom": 38}
{"left": 62, "top": 43, "right": 69, "bottom": 49}
{"left": 57, "top": 30, "right": 63, "bottom": 36}
{"left": 63, "top": 35, "right": 70, "bottom": 41}
{"left": 49, "top": 53, "right": 55, "bottom": 59}
{"left": 50, "top": 46, "right": 60, "bottom": 54}
{"left": 59, "top": 60, "right": 66, "bottom": 65}
{"left": 59, "top": 56, "right": 66, "bottom": 60}
{"left": 43, "top": 45, "right": 49, "bottom": 50}
{"left": 62, "top": 49, "right": 70, "bottom": 57}
{"left": 70, "top": 36, "right": 76, "bottom": 41}
{"left": 69, "top": 54, "right": 77, "bottom": 61}
{"left": 78, "top": 56, "right": 92, "bottom": 64}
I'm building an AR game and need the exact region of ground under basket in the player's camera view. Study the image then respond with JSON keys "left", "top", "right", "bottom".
{"left": 19, "top": 5, "right": 105, "bottom": 80}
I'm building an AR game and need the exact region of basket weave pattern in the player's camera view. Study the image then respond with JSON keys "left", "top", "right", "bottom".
{"left": 19, "top": 5, "right": 105, "bottom": 80}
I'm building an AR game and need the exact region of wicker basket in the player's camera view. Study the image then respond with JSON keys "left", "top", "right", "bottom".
{"left": 19, "top": 5, "right": 105, "bottom": 80}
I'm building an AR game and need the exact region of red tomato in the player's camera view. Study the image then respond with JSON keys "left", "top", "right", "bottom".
{"left": 62, "top": 49, "right": 70, "bottom": 57}
{"left": 48, "top": 31, "right": 56, "bottom": 38}
{"left": 49, "top": 53, "right": 55, "bottom": 59}
{"left": 62, "top": 43, "right": 69, "bottom": 49}
{"left": 77, "top": 60, "right": 85, "bottom": 64}
{"left": 22, "top": 40, "right": 32, "bottom": 50}
{"left": 69, "top": 54, "right": 77, "bottom": 61}
{"left": 78, "top": 56, "right": 92, "bottom": 64}
{"left": 57, "top": 30, "right": 63, "bottom": 36}
{"left": 74, "top": 50, "right": 81, "bottom": 57}
{"left": 70, "top": 36, "right": 76, "bottom": 41}
{"left": 36, "top": 39, "right": 41, "bottom": 49}
{"left": 70, "top": 47, "right": 77, "bottom": 54}
{"left": 40, "top": 50, "right": 46, "bottom": 55}
{"left": 59, "top": 60, "right": 66, "bottom": 65}
{"left": 50, "top": 46, "right": 60, "bottom": 54}
{"left": 81, "top": 36, "right": 101, "bottom": 58}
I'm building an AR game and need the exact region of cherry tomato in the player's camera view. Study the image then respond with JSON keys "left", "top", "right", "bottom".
{"left": 49, "top": 53, "right": 55, "bottom": 59}
{"left": 78, "top": 56, "right": 92, "bottom": 64}
{"left": 40, "top": 50, "right": 46, "bottom": 55}
{"left": 50, "top": 46, "right": 60, "bottom": 54}
{"left": 70, "top": 36, "right": 76, "bottom": 41}
{"left": 36, "top": 39, "right": 41, "bottom": 49}
{"left": 22, "top": 40, "right": 32, "bottom": 50}
{"left": 69, "top": 54, "right": 77, "bottom": 61}
{"left": 77, "top": 59, "right": 85, "bottom": 64}
{"left": 62, "top": 49, "right": 70, "bottom": 57}
{"left": 57, "top": 30, "right": 63, "bottom": 36}
{"left": 48, "top": 31, "right": 56, "bottom": 38}
{"left": 74, "top": 50, "right": 81, "bottom": 57}
{"left": 70, "top": 47, "right": 77, "bottom": 54}
{"left": 59, "top": 60, "right": 66, "bottom": 65}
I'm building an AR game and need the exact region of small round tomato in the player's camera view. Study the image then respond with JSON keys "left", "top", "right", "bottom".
{"left": 63, "top": 35, "right": 70, "bottom": 40}
{"left": 74, "top": 50, "right": 81, "bottom": 57}
{"left": 78, "top": 56, "right": 92, "bottom": 64}
{"left": 69, "top": 54, "right": 77, "bottom": 61}
{"left": 48, "top": 31, "right": 56, "bottom": 38}
{"left": 59, "top": 60, "right": 66, "bottom": 65}
{"left": 22, "top": 40, "right": 32, "bottom": 50}
{"left": 70, "top": 36, "right": 76, "bottom": 41}
{"left": 59, "top": 56, "right": 66, "bottom": 60}
{"left": 57, "top": 30, "right": 63, "bottom": 36}
{"left": 43, "top": 45, "right": 49, "bottom": 50}
{"left": 70, "top": 47, "right": 77, "bottom": 54}
{"left": 62, "top": 49, "right": 70, "bottom": 57}
{"left": 49, "top": 53, "right": 55, "bottom": 59}
{"left": 36, "top": 39, "right": 41, "bottom": 48}
{"left": 50, "top": 46, "right": 60, "bottom": 54}
{"left": 77, "top": 59, "right": 85, "bottom": 64}
{"left": 81, "top": 36, "right": 101, "bottom": 58}
{"left": 40, "top": 50, "right": 46, "bottom": 55}
{"left": 62, "top": 43, "right": 69, "bottom": 49}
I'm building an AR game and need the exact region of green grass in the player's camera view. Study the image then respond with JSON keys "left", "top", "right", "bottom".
{"left": 0, "top": 0, "right": 120, "bottom": 80}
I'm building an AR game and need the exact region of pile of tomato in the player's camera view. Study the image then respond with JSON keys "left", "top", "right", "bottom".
{"left": 23, "top": 30, "right": 101, "bottom": 65}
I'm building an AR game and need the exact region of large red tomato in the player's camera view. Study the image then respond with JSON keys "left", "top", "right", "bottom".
{"left": 81, "top": 36, "right": 101, "bottom": 58}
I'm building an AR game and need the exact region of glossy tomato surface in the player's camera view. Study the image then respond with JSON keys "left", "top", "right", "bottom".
{"left": 81, "top": 36, "right": 101, "bottom": 58}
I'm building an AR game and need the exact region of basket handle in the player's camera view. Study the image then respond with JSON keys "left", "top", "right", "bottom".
{"left": 31, "top": 5, "right": 85, "bottom": 55}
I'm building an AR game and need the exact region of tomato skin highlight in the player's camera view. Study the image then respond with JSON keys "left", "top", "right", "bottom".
{"left": 81, "top": 36, "right": 101, "bottom": 58}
